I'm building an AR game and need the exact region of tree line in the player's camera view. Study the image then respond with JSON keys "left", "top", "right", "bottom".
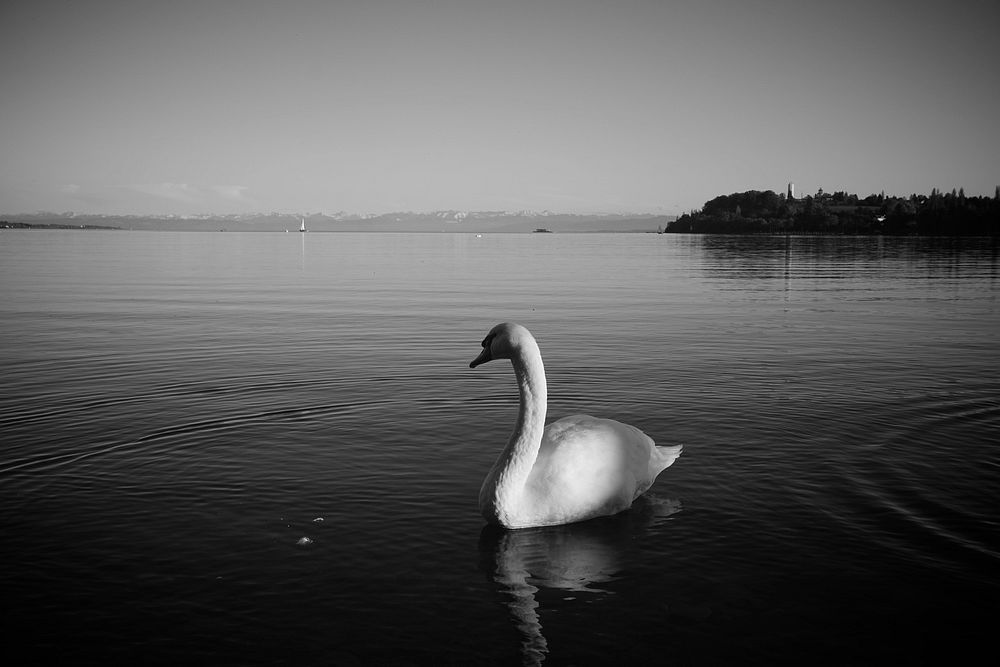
{"left": 667, "top": 187, "right": 1000, "bottom": 235}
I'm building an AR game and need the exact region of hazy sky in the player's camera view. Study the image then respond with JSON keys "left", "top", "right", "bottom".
{"left": 2, "top": 0, "right": 998, "bottom": 215}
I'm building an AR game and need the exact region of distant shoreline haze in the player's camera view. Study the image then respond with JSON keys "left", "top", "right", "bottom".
{"left": 5, "top": 185, "right": 999, "bottom": 234}
{"left": 0, "top": 211, "right": 672, "bottom": 233}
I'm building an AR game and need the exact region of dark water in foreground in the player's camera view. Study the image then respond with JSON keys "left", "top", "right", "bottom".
{"left": 1, "top": 231, "right": 998, "bottom": 665}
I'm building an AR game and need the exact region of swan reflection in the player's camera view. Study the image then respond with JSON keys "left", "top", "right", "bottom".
{"left": 479, "top": 496, "right": 681, "bottom": 665}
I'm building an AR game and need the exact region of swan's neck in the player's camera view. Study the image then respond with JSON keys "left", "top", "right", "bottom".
{"left": 481, "top": 340, "right": 547, "bottom": 523}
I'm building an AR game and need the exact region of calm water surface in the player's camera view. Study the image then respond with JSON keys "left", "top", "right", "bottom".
{"left": 1, "top": 231, "right": 998, "bottom": 665}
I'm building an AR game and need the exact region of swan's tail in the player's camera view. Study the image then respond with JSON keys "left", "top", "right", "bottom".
{"left": 653, "top": 444, "right": 683, "bottom": 474}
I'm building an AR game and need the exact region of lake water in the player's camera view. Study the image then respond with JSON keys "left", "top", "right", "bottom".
{"left": 1, "top": 231, "right": 998, "bottom": 665}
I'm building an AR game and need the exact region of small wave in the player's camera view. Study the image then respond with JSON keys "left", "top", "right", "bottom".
{"left": 832, "top": 386, "right": 1000, "bottom": 579}
{"left": 0, "top": 398, "right": 388, "bottom": 477}
{"left": 0, "top": 371, "right": 386, "bottom": 431}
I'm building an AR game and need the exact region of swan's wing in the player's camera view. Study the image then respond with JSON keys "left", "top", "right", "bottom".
{"left": 551, "top": 416, "right": 682, "bottom": 475}
{"left": 528, "top": 415, "right": 657, "bottom": 506}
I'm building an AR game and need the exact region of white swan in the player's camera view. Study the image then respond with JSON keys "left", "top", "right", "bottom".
{"left": 470, "top": 323, "right": 682, "bottom": 529}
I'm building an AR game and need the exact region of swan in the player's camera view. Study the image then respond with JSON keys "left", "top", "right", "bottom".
{"left": 470, "top": 322, "right": 682, "bottom": 529}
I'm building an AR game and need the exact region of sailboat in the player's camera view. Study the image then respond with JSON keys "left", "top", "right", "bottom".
{"left": 299, "top": 217, "right": 307, "bottom": 233}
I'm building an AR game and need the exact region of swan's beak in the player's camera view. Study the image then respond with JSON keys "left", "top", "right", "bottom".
{"left": 470, "top": 347, "right": 492, "bottom": 368}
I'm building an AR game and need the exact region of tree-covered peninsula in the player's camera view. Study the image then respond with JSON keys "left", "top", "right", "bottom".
{"left": 667, "top": 187, "right": 1000, "bottom": 235}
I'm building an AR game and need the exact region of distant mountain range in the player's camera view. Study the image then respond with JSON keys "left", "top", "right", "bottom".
{"left": 1, "top": 210, "right": 674, "bottom": 233}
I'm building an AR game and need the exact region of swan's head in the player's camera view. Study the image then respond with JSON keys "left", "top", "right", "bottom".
{"left": 470, "top": 322, "right": 535, "bottom": 368}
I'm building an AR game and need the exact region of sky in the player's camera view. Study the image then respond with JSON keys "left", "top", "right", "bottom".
{"left": 2, "top": 0, "right": 998, "bottom": 216}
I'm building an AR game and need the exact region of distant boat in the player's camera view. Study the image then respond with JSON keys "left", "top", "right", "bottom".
{"left": 533, "top": 228, "right": 552, "bottom": 233}
{"left": 299, "top": 217, "right": 307, "bottom": 232}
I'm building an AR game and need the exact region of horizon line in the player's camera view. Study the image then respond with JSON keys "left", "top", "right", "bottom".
{"left": 0, "top": 209, "right": 676, "bottom": 219}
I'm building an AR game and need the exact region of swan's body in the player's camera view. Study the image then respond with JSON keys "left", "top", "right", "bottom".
{"left": 470, "top": 323, "right": 682, "bottom": 529}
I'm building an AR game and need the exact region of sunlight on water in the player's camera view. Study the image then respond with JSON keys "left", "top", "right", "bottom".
{"left": 1, "top": 231, "right": 998, "bottom": 664}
